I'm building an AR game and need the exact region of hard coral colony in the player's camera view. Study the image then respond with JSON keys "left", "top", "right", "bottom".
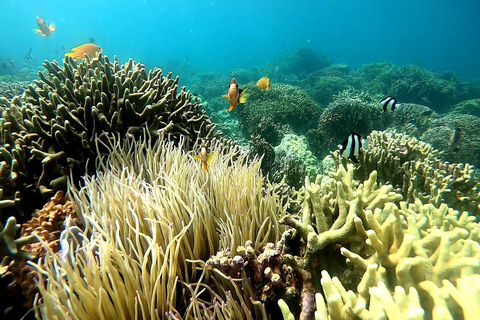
{"left": 0, "top": 51, "right": 480, "bottom": 320}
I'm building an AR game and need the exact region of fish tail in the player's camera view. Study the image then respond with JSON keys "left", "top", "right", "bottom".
{"left": 203, "top": 161, "right": 208, "bottom": 171}
{"left": 239, "top": 90, "right": 249, "bottom": 103}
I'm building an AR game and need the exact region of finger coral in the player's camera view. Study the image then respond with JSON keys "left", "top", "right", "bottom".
{"left": 278, "top": 148, "right": 480, "bottom": 319}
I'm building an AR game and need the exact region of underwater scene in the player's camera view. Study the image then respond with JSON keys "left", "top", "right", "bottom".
{"left": 1, "top": 0, "right": 480, "bottom": 319}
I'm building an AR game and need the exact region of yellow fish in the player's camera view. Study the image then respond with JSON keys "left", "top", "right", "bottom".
{"left": 34, "top": 16, "right": 55, "bottom": 37}
{"left": 256, "top": 76, "right": 270, "bottom": 90}
{"left": 65, "top": 43, "right": 103, "bottom": 60}
{"left": 192, "top": 147, "right": 215, "bottom": 171}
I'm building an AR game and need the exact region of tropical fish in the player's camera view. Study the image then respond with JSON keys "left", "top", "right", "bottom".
{"left": 192, "top": 147, "right": 214, "bottom": 171}
{"left": 338, "top": 132, "right": 364, "bottom": 163}
{"left": 88, "top": 37, "right": 95, "bottom": 43}
{"left": 10, "top": 60, "right": 16, "bottom": 69}
{"left": 223, "top": 78, "right": 248, "bottom": 112}
{"left": 34, "top": 16, "right": 55, "bottom": 37}
{"left": 449, "top": 127, "right": 462, "bottom": 152}
{"left": 65, "top": 44, "right": 103, "bottom": 60}
{"left": 256, "top": 76, "right": 270, "bottom": 90}
{"left": 380, "top": 96, "right": 402, "bottom": 112}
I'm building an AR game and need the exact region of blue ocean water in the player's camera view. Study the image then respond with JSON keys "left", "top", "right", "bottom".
{"left": 1, "top": 0, "right": 479, "bottom": 79}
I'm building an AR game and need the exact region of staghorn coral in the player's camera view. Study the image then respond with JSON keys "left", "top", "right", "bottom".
{"left": 29, "top": 133, "right": 287, "bottom": 319}
{"left": 0, "top": 54, "right": 215, "bottom": 217}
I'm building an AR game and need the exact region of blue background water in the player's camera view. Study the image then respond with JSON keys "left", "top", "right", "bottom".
{"left": 1, "top": 0, "right": 479, "bottom": 79}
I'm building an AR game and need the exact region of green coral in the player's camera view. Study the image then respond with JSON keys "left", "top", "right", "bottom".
{"left": 238, "top": 83, "right": 320, "bottom": 145}
{"left": 272, "top": 134, "right": 322, "bottom": 189}
{"left": 314, "top": 89, "right": 388, "bottom": 159}
{"left": 0, "top": 216, "right": 37, "bottom": 263}
{"left": 420, "top": 113, "right": 480, "bottom": 167}
{"left": 358, "top": 63, "right": 480, "bottom": 113}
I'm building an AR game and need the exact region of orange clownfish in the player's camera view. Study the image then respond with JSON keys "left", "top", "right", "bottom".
{"left": 34, "top": 16, "right": 55, "bottom": 37}
{"left": 223, "top": 78, "right": 248, "bottom": 112}
{"left": 192, "top": 147, "right": 214, "bottom": 171}
{"left": 65, "top": 43, "right": 103, "bottom": 60}
{"left": 256, "top": 76, "right": 270, "bottom": 90}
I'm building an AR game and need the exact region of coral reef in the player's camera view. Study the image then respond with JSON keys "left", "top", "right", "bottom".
{"left": 238, "top": 82, "right": 320, "bottom": 146}
{"left": 278, "top": 160, "right": 480, "bottom": 320}
{"left": 0, "top": 81, "right": 31, "bottom": 101}
{"left": 300, "top": 64, "right": 359, "bottom": 106}
{"left": 0, "top": 54, "right": 215, "bottom": 217}
{"left": 314, "top": 89, "right": 388, "bottom": 159}
{"left": 29, "top": 133, "right": 288, "bottom": 319}
{"left": 0, "top": 191, "right": 77, "bottom": 314}
{"left": 420, "top": 113, "right": 480, "bottom": 167}
{"left": 358, "top": 63, "right": 480, "bottom": 113}
{"left": 451, "top": 98, "right": 480, "bottom": 117}
{"left": 389, "top": 103, "right": 437, "bottom": 137}
{"left": 272, "top": 134, "right": 322, "bottom": 190}
{"left": 265, "top": 47, "right": 332, "bottom": 83}
{"left": 333, "top": 130, "right": 480, "bottom": 217}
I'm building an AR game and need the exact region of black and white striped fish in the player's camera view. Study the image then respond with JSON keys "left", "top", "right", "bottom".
{"left": 338, "top": 132, "right": 364, "bottom": 163}
{"left": 380, "top": 96, "right": 402, "bottom": 112}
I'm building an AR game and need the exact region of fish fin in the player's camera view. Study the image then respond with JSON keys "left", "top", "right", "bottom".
{"left": 239, "top": 90, "right": 249, "bottom": 104}
{"left": 192, "top": 155, "right": 201, "bottom": 160}
{"left": 33, "top": 29, "right": 44, "bottom": 35}
{"left": 350, "top": 155, "right": 359, "bottom": 163}
{"left": 222, "top": 94, "right": 229, "bottom": 99}
{"left": 48, "top": 24, "right": 55, "bottom": 32}
{"left": 228, "top": 105, "right": 235, "bottom": 112}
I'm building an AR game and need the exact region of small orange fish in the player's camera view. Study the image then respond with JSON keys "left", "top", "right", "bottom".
{"left": 223, "top": 78, "right": 248, "bottom": 112}
{"left": 65, "top": 44, "right": 103, "bottom": 60}
{"left": 34, "top": 16, "right": 55, "bottom": 37}
{"left": 256, "top": 76, "right": 270, "bottom": 90}
{"left": 192, "top": 147, "right": 214, "bottom": 171}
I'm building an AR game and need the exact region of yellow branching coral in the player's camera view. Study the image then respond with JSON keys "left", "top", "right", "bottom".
{"left": 279, "top": 160, "right": 480, "bottom": 320}
{"left": 333, "top": 130, "right": 480, "bottom": 217}
{"left": 28, "top": 133, "right": 287, "bottom": 319}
